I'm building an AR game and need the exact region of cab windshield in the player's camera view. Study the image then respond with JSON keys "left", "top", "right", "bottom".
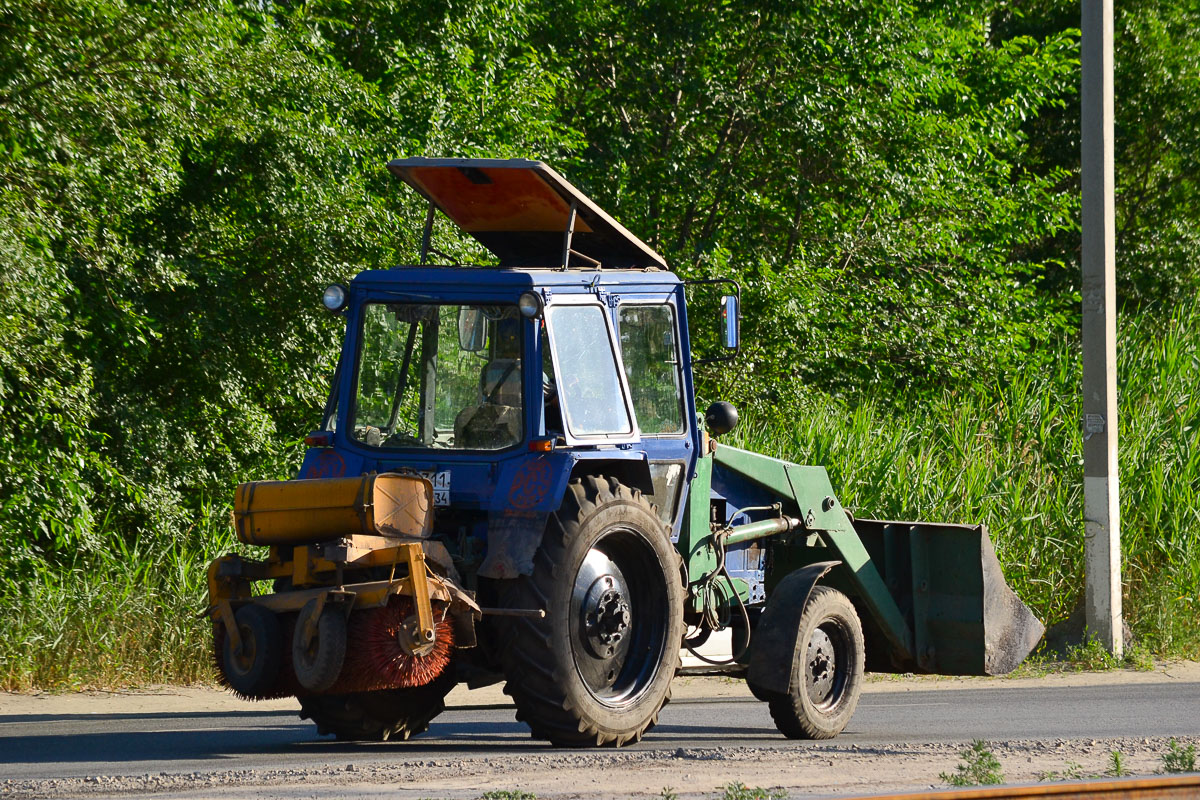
{"left": 351, "top": 302, "right": 524, "bottom": 450}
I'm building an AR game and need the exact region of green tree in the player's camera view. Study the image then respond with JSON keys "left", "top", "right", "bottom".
{"left": 541, "top": 0, "right": 1079, "bottom": 406}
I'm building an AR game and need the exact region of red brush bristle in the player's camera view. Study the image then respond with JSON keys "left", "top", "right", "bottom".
{"left": 335, "top": 595, "right": 454, "bottom": 691}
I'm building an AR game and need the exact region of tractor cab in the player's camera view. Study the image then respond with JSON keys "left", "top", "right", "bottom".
{"left": 299, "top": 160, "right": 730, "bottom": 566}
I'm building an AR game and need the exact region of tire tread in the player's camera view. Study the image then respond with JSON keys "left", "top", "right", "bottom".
{"left": 766, "top": 586, "right": 864, "bottom": 740}
{"left": 497, "top": 475, "right": 683, "bottom": 747}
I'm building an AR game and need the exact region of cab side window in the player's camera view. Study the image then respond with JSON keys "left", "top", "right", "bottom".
{"left": 545, "top": 304, "right": 635, "bottom": 438}
{"left": 618, "top": 304, "right": 684, "bottom": 435}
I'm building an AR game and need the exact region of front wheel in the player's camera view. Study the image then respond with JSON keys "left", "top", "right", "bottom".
{"left": 767, "top": 586, "right": 865, "bottom": 739}
{"left": 497, "top": 475, "right": 684, "bottom": 747}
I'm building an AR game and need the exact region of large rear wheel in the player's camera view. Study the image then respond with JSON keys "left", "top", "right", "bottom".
{"left": 497, "top": 475, "right": 684, "bottom": 747}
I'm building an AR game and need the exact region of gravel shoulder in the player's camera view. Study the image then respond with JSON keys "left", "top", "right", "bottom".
{"left": 2, "top": 737, "right": 1195, "bottom": 800}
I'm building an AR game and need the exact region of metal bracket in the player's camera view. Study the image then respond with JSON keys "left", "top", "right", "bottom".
{"left": 403, "top": 544, "right": 437, "bottom": 646}
{"left": 299, "top": 589, "right": 356, "bottom": 650}
{"left": 419, "top": 202, "right": 435, "bottom": 265}
{"left": 560, "top": 201, "right": 578, "bottom": 270}
{"left": 217, "top": 600, "right": 242, "bottom": 656}
{"left": 299, "top": 591, "right": 329, "bottom": 650}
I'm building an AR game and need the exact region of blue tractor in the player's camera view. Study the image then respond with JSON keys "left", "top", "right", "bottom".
{"left": 206, "top": 158, "right": 1044, "bottom": 747}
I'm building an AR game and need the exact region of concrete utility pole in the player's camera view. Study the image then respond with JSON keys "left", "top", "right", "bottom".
{"left": 1080, "top": 0, "right": 1122, "bottom": 657}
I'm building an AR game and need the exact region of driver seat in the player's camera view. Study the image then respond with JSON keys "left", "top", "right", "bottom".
{"left": 455, "top": 358, "right": 522, "bottom": 448}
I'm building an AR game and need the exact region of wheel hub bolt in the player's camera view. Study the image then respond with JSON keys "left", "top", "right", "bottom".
{"left": 594, "top": 592, "right": 630, "bottom": 644}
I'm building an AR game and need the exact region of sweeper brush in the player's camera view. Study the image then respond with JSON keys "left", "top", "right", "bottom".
{"left": 207, "top": 472, "right": 474, "bottom": 706}
{"left": 213, "top": 597, "right": 456, "bottom": 699}
{"left": 338, "top": 596, "right": 454, "bottom": 691}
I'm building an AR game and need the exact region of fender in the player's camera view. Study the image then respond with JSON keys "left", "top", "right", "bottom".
{"left": 746, "top": 560, "right": 841, "bottom": 696}
{"left": 568, "top": 456, "right": 654, "bottom": 497}
{"left": 479, "top": 452, "right": 654, "bottom": 580}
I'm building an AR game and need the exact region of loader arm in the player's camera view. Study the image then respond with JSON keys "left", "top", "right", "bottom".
{"left": 706, "top": 443, "right": 1044, "bottom": 675}
{"left": 711, "top": 444, "right": 916, "bottom": 666}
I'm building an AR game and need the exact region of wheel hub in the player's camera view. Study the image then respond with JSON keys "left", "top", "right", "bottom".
{"left": 231, "top": 623, "right": 257, "bottom": 673}
{"left": 806, "top": 628, "right": 836, "bottom": 704}
{"left": 567, "top": 534, "right": 670, "bottom": 707}
{"left": 582, "top": 575, "right": 631, "bottom": 659}
{"left": 396, "top": 613, "right": 438, "bottom": 657}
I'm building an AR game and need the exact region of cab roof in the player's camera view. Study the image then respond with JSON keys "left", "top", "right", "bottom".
{"left": 387, "top": 157, "right": 667, "bottom": 270}
{"left": 351, "top": 265, "right": 680, "bottom": 292}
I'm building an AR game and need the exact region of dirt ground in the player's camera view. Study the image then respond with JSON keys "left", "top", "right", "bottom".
{"left": 2, "top": 662, "right": 1199, "bottom": 800}
{"left": 7, "top": 659, "right": 1199, "bottom": 716}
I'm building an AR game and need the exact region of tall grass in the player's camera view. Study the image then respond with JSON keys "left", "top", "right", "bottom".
{"left": 0, "top": 508, "right": 241, "bottom": 690}
{"left": 733, "top": 301, "right": 1200, "bottom": 655}
{"left": 1, "top": 303, "right": 1197, "bottom": 689}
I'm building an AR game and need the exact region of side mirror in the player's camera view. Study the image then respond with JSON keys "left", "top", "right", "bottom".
{"left": 705, "top": 401, "right": 739, "bottom": 436}
{"left": 457, "top": 307, "right": 488, "bottom": 352}
{"left": 721, "top": 295, "right": 740, "bottom": 350}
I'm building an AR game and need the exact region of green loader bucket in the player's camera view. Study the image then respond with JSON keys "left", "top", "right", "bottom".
{"left": 851, "top": 519, "right": 1045, "bottom": 676}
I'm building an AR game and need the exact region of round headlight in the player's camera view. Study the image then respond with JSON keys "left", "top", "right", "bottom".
{"left": 322, "top": 284, "right": 348, "bottom": 312}
{"left": 518, "top": 291, "right": 544, "bottom": 318}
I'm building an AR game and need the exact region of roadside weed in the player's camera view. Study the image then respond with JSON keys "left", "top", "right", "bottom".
{"left": 1122, "top": 644, "right": 1154, "bottom": 671}
{"left": 940, "top": 740, "right": 1004, "bottom": 786}
{"left": 1064, "top": 638, "right": 1119, "bottom": 671}
{"left": 1007, "top": 653, "right": 1055, "bottom": 679}
{"left": 1037, "top": 761, "right": 1088, "bottom": 782}
{"left": 719, "top": 781, "right": 787, "bottom": 800}
{"left": 1107, "top": 750, "right": 1131, "bottom": 777}
{"left": 480, "top": 791, "right": 537, "bottom": 800}
{"left": 661, "top": 789, "right": 678, "bottom": 800}
{"left": 1162, "top": 739, "right": 1197, "bottom": 773}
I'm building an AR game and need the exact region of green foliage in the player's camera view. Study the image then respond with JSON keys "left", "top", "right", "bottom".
{"left": 0, "top": 504, "right": 240, "bottom": 689}
{"left": 1108, "top": 750, "right": 1131, "bottom": 778}
{"left": 1123, "top": 644, "right": 1155, "bottom": 672}
{"left": 479, "top": 791, "right": 537, "bottom": 800}
{"left": 732, "top": 300, "right": 1200, "bottom": 655}
{"left": 1021, "top": 639, "right": 1156, "bottom": 675}
{"left": 1162, "top": 739, "right": 1197, "bottom": 773}
{"left": 940, "top": 740, "right": 1004, "bottom": 786}
{"left": 1112, "top": 0, "right": 1200, "bottom": 307}
{"left": 718, "top": 781, "right": 787, "bottom": 800}
{"left": 1064, "top": 638, "right": 1121, "bottom": 671}
{"left": 548, "top": 1, "right": 1080, "bottom": 405}
{"left": 1, "top": 0, "right": 1199, "bottom": 687}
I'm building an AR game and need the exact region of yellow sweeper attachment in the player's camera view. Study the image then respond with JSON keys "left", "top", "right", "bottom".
{"left": 206, "top": 473, "right": 477, "bottom": 701}
{"left": 232, "top": 473, "right": 433, "bottom": 545}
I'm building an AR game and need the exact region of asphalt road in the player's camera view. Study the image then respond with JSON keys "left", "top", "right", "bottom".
{"left": 3, "top": 680, "right": 1200, "bottom": 782}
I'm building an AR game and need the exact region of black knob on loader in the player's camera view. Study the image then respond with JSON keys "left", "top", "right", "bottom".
{"left": 705, "top": 401, "right": 739, "bottom": 436}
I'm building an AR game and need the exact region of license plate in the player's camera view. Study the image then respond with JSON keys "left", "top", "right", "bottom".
{"left": 420, "top": 470, "right": 451, "bottom": 506}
